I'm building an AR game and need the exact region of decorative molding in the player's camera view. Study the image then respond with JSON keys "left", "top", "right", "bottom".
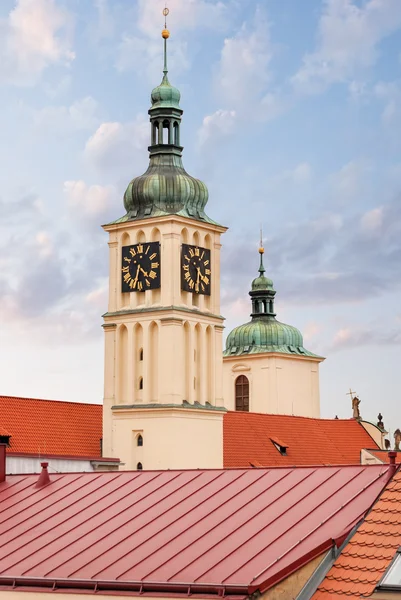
{"left": 112, "top": 402, "right": 227, "bottom": 413}
{"left": 232, "top": 364, "right": 252, "bottom": 373}
{"left": 102, "top": 213, "right": 228, "bottom": 234}
{"left": 160, "top": 317, "right": 183, "bottom": 325}
{"left": 104, "top": 305, "right": 224, "bottom": 321}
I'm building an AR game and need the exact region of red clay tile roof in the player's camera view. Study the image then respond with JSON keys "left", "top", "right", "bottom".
{"left": 223, "top": 412, "right": 379, "bottom": 467}
{"left": 0, "top": 395, "right": 102, "bottom": 458}
{"left": 0, "top": 465, "right": 393, "bottom": 597}
{"left": 313, "top": 467, "right": 401, "bottom": 599}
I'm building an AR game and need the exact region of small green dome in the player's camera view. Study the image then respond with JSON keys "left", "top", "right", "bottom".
{"left": 151, "top": 75, "right": 181, "bottom": 109}
{"left": 225, "top": 318, "right": 305, "bottom": 356}
{"left": 252, "top": 274, "right": 274, "bottom": 291}
{"left": 223, "top": 248, "right": 322, "bottom": 358}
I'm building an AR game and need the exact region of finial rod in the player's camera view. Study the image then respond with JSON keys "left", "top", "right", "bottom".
{"left": 258, "top": 228, "right": 265, "bottom": 274}
{"left": 162, "top": 6, "right": 170, "bottom": 77}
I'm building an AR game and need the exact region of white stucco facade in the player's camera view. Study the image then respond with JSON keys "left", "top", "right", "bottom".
{"left": 102, "top": 215, "right": 228, "bottom": 470}
{"left": 6, "top": 455, "right": 119, "bottom": 474}
{"left": 223, "top": 353, "right": 323, "bottom": 417}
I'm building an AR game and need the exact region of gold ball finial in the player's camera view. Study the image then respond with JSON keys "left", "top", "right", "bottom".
{"left": 259, "top": 247, "right": 264, "bottom": 254}
{"left": 162, "top": 29, "right": 170, "bottom": 38}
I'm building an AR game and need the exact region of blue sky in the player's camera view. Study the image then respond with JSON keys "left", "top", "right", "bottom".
{"left": 0, "top": 0, "right": 400, "bottom": 432}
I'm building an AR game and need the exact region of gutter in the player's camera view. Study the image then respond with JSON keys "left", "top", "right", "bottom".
{"left": 0, "top": 577, "right": 249, "bottom": 597}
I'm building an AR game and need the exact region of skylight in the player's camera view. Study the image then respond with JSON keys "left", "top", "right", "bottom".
{"left": 380, "top": 552, "right": 401, "bottom": 588}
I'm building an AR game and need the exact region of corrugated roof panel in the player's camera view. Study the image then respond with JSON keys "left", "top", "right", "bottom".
{"left": 0, "top": 465, "right": 393, "bottom": 596}
{"left": 312, "top": 469, "right": 401, "bottom": 599}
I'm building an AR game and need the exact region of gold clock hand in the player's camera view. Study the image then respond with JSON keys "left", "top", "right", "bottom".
{"left": 132, "top": 264, "right": 140, "bottom": 288}
{"left": 139, "top": 266, "right": 148, "bottom": 277}
{"left": 195, "top": 267, "right": 201, "bottom": 291}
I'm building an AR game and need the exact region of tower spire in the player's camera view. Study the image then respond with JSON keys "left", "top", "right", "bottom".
{"left": 121, "top": 5, "right": 212, "bottom": 223}
{"left": 162, "top": 6, "right": 170, "bottom": 82}
{"left": 259, "top": 227, "right": 265, "bottom": 275}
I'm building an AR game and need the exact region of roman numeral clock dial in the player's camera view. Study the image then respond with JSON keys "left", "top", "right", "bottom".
{"left": 121, "top": 242, "right": 161, "bottom": 292}
{"left": 181, "top": 243, "right": 211, "bottom": 295}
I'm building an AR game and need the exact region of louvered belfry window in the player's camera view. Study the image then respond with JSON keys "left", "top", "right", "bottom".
{"left": 235, "top": 375, "right": 249, "bottom": 412}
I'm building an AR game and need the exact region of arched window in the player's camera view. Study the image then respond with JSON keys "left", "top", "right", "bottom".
{"left": 137, "top": 462, "right": 143, "bottom": 470}
{"left": 137, "top": 434, "right": 143, "bottom": 447}
{"left": 139, "top": 348, "right": 143, "bottom": 361}
{"left": 235, "top": 375, "right": 249, "bottom": 412}
{"left": 174, "top": 121, "right": 179, "bottom": 145}
{"left": 163, "top": 119, "right": 170, "bottom": 144}
{"left": 139, "top": 377, "right": 143, "bottom": 390}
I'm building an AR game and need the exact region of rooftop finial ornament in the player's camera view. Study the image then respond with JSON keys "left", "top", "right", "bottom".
{"left": 161, "top": 6, "right": 170, "bottom": 80}
{"left": 162, "top": 6, "right": 170, "bottom": 39}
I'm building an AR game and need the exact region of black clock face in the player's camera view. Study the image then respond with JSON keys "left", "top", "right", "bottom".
{"left": 121, "top": 242, "right": 161, "bottom": 292}
{"left": 181, "top": 244, "right": 211, "bottom": 295}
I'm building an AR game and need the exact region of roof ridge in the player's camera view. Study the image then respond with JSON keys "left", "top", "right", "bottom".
{"left": 0, "top": 394, "right": 102, "bottom": 408}
{"left": 226, "top": 411, "right": 357, "bottom": 423}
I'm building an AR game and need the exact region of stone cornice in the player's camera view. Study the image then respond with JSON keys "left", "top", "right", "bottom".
{"left": 102, "top": 213, "right": 228, "bottom": 234}
{"left": 103, "top": 305, "right": 225, "bottom": 322}
{"left": 112, "top": 402, "right": 227, "bottom": 414}
{"left": 223, "top": 352, "right": 325, "bottom": 363}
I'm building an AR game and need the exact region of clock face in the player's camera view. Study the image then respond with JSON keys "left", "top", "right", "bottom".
{"left": 181, "top": 244, "right": 211, "bottom": 295}
{"left": 121, "top": 242, "right": 161, "bottom": 292}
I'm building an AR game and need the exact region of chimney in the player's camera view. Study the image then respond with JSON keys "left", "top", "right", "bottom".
{"left": 35, "top": 462, "right": 51, "bottom": 488}
{"left": 388, "top": 451, "right": 398, "bottom": 476}
{"left": 0, "top": 434, "right": 11, "bottom": 483}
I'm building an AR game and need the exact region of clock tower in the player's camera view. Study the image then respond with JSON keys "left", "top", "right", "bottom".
{"left": 102, "top": 16, "right": 227, "bottom": 470}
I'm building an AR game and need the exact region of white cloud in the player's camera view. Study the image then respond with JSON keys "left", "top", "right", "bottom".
{"left": 216, "top": 7, "right": 272, "bottom": 111}
{"left": 198, "top": 109, "right": 236, "bottom": 146}
{"left": 330, "top": 161, "right": 367, "bottom": 203}
{"left": 64, "top": 180, "right": 116, "bottom": 218}
{"left": 91, "top": 0, "right": 115, "bottom": 41}
{"left": 85, "top": 283, "right": 108, "bottom": 309}
{"left": 374, "top": 80, "right": 401, "bottom": 124}
{"left": 199, "top": 7, "right": 284, "bottom": 146}
{"left": 0, "top": 0, "right": 74, "bottom": 86}
{"left": 35, "top": 231, "right": 54, "bottom": 258}
{"left": 292, "top": 162, "right": 313, "bottom": 183}
{"left": 303, "top": 322, "right": 323, "bottom": 342}
{"left": 33, "top": 97, "right": 101, "bottom": 134}
{"left": 292, "top": 0, "right": 401, "bottom": 93}
{"left": 117, "top": 0, "right": 229, "bottom": 80}
{"left": 84, "top": 116, "right": 149, "bottom": 172}
{"left": 360, "top": 207, "right": 383, "bottom": 233}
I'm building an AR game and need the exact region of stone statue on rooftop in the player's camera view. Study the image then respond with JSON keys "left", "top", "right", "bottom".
{"left": 394, "top": 429, "right": 401, "bottom": 451}
{"left": 352, "top": 396, "right": 361, "bottom": 420}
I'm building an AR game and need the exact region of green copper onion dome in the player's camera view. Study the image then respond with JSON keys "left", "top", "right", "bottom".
{"left": 151, "top": 73, "right": 181, "bottom": 109}
{"left": 109, "top": 23, "right": 215, "bottom": 225}
{"left": 224, "top": 248, "right": 320, "bottom": 358}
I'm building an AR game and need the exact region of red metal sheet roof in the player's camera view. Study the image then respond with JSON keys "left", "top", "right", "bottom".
{"left": 223, "top": 412, "right": 379, "bottom": 467}
{"left": 313, "top": 468, "right": 401, "bottom": 599}
{"left": 0, "top": 465, "right": 392, "bottom": 596}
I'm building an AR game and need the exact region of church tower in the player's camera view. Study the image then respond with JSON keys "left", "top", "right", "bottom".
{"left": 102, "top": 14, "right": 227, "bottom": 471}
{"left": 223, "top": 246, "right": 324, "bottom": 417}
